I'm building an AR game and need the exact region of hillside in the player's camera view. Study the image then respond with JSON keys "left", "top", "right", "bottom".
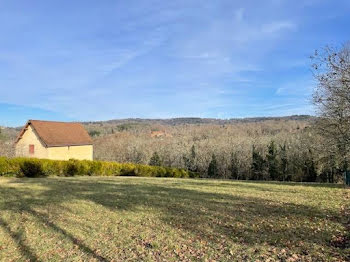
{"left": 81, "top": 115, "right": 314, "bottom": 135}
{"left": 2, "top": 116, "right": 335, "bottom": 183}
{"left": 83, "top": 115, "right": 314, "bottom": 127}
{"left": 1, "top": 115, "right": 314, "bottom": 147}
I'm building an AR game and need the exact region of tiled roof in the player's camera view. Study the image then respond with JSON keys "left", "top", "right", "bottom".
{"left": 16, "top": 120, "right": 93, "bottom": 147}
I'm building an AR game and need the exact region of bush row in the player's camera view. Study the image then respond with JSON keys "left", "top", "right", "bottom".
{"left": 0, "top": 157, "right": 199, "bottom": 178}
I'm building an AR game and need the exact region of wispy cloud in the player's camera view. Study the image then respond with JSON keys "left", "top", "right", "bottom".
{"left": 235, "top": 8, "right": 245, "bottom": 22}
{"left": 0, "top": 0, "right": 348, "bottom": 125}
{"left": 261, "top": 21, "right": 297, "bottom": 34}
{"left": 275, "top": 78, "right": 315, "bottom": 96}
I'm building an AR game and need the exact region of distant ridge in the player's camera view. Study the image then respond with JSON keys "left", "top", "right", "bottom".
{"left": 3, "top": 115, "right": 315, "bottom": 129}
{"left": 83, "top": 115, "right": 315, "bottom": 126}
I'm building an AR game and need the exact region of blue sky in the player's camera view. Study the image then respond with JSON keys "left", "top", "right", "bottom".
{"left": 0, "top": 0, "right": 349, "bottom": 126}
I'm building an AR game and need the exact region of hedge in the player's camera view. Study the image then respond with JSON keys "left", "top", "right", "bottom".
{"left": 0, "top": 157, "right": 199, "bottom": 178}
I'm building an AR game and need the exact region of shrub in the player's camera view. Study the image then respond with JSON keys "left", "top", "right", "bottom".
{"left": 117, "top": 163, "right": 135, "bottom": 176}
{"left": 189, "top": 171, "right": 199, "bottom": 178}
{"left": 19, "top": 160, "right": 44, "bottom": 178}
{"left": 41, "top": 159, "right": 63, "bottom": 176}
{"left": 64, "top": 160, "right": 80, "bottom": 177}
{"left": 88, "top": 161, "right": 103, "bottom": 176}
{"left": 0, "top": 157, "right": 9, "bottom": 176}
{"left": 0, "top": 157, "right": 199, "bottom": 179}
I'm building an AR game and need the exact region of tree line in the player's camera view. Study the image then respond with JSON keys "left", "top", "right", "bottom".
{"left": 147, "top": 134, "right": 340, "bottom": 183}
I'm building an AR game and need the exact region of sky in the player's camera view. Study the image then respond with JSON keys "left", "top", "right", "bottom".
{"left": 0, "top": 0, "right": 349, "bottom": 126}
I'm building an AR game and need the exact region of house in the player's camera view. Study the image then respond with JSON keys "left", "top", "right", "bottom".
{"left": 150, "top": 130, "right": 173, "bottom": 138}
{"left": 15, "top": 120, "right": 93, "bottom": 160}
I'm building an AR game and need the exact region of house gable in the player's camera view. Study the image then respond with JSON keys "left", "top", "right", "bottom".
{"left": 15, "top": 125, "right": 48, "bottom": 158}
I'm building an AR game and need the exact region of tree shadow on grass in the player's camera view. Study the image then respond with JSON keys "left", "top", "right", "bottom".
{"left": 0, "top": 181, "right": 109, "bottom": 261}
{"left": 27, "top": 209, "right": 108, "bottom": 262}
{"left": 0, "top": 206, "right": 108, "bottom": 261}
{"left": 0, "top": 217, "right": 39, "bottom": 262}
{"left": 0, "top": 177, "right": 346, "bottom": 260}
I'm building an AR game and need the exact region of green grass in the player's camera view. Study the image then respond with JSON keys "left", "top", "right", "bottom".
{"left": 0, "top": 177, "right": 348, "bottom": 261}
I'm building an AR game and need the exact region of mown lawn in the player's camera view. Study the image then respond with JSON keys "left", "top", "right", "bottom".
{"left": 0, "top": 177, "right": 348, "bottom": 261}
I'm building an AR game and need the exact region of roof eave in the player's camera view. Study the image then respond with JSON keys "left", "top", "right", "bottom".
{"left": 14, "top": 120, "right": 31, "bottom": 144}
{"left": 46, "top": 143, "right": 93, "bottom": 147}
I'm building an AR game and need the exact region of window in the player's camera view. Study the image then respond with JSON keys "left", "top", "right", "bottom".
{"left": 29, "top": 144, "right": 35, "bottom": 154}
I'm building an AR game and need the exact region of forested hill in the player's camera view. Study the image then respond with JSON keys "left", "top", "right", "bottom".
{"left": 1, "top": 115, "right": 339, "bottom": 183}
{"left": 0, "top": 115, "right": 314, "bottom": 140}
{"left": 83, "top": 115, "right": 314, "bottom": 126}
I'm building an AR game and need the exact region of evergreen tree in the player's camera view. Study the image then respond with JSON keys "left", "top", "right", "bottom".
{"left": 251, "top": 145, "right": 266, "bottom": 180}
{"left": 149, "top": 152, "right": 162, "bottom": 166}
{"left": 183, "top": 145, "right": 197, "bottom": 172}
{"left": 305, "top": 159, "right": 317, "bottom": 182}
{"left": 303, "top": 150, "right": 317, "bottom": 182}
{"left": 208, "top": 154, "right": 219, "bottom": 178}
{"left": 267, "top": 141, "right": 279, "bottom": 180}
{"left": 328, "top": 153, "right": 336, "bottom": 183}
{"left": 279, "top": 143, "right": 288, "bottom": 181}
{"left": 229, "top": 152, "right": 239, "bottom": 179}
{"left": 191, "top": 144, "right": 196, "bottom": 160}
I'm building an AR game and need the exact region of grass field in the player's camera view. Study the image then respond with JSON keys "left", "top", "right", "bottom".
{"left": 0, "top": 177, "right": 348, "bottom": 261}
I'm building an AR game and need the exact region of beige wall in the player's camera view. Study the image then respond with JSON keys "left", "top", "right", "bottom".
{"left": 15, "top": 125, "right": 48, "bottom": 158}
{"left": 47, "top": 145, "right": 93, "bottom": 161}
{"left": 15, "top": 125, "right": 93, "bottom": 160}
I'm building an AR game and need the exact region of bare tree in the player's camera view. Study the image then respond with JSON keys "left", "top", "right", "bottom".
{"left": 311, "top": 42, "right": 350, "bottom": 172}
